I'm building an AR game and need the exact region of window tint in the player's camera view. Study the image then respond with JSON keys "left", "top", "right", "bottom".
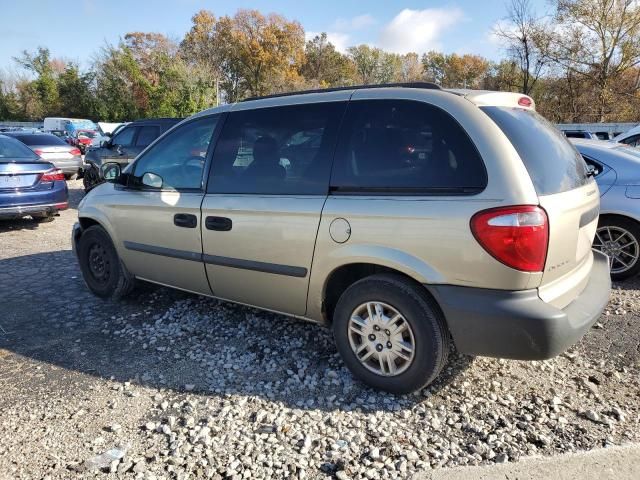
{"left": 0, "top": 137, "right": 38, "bottom": 160}
{"left": 13, "top": 134, "right": 66, "bottom": 146}
{"left": 621, "top": 134, "right": 640, "bottom": 147}
{"left": 331, "top": 100, "right": 486, "bottom": 193}
{"left": 208, "top": 102, "right": 345, "bottom": 195}
{"left": 132, "top": 116, "right": 218, "bottom": 190}
{"left": 482, "top": 107, "right": 589, "bottom": 195}
{"left": 135, "top": 126, "right": 160, "bottom": 147}
{"left": 564, "top": 131, "right": 587, "bottom": 139}
{"left": 112, "top": 127, "right": 136, "bottom": 146}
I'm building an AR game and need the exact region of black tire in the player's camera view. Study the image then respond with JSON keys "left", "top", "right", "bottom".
{"left": 596, "top": 216, "right": 640, "bottom": 281}
{"left": 332, "top": 274, "right": 449, "bottom": 394}
{"left": 83, "top": 165, "right": 102, "bottom": 193}
{"left": 77, "top": 225, "right": 136, "bottom": 299}
{"left": 32, "top": 213, "right": 55, "bottom": 223}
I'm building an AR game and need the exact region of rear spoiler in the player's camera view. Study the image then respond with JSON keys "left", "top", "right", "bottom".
{"left": 445, "top": 89, "right": 536, "bottom": 110}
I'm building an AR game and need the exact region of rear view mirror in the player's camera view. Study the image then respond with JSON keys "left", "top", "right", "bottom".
{"left": 141, "top": 172, "right": 163, "bottom": 189}
{"left": 101, "top": 162, "right": 121, "bottom": 182}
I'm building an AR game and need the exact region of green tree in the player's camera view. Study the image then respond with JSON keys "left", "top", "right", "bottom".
{"left": 301, "top": 33, "right": 355, "bottom": 87}
{"left": 13, "top": 47, "right": 60, "bottom": 116}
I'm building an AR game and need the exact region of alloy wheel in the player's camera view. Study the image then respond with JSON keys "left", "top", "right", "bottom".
{"left": 593, "top": 226, "right": 640, "bottom": 274}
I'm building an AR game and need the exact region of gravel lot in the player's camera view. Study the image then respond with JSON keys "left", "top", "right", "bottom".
{"left": 1, "top": 180, "right": 639, "bottom": 480}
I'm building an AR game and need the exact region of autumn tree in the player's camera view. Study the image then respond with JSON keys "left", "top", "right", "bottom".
{"left": 422, "top": 52, "right": 490, "bottom": 88}
{"left": 212, "top": 10, "right": 305, "bottom": 100}
{"left": 547, "top": 0, "right": 640, "bottom": 121}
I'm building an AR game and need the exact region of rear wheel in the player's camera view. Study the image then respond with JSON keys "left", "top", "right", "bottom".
{"left": 332, "top": 274, "right": 449, "bottom": 394}
{"left": 594, "top": 217, "right": 640, "bottom": 281}
{"left": 77, "top": 225, "right": 135, "bottom": 299}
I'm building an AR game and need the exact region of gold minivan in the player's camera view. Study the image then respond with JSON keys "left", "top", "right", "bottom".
{"left": 73, "top": 83, "right": 611, "bottom": 393}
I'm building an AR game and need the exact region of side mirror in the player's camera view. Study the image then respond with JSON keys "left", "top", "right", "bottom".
{"left": 101, "top": 162, "right": 121, "bottom": 182}
{"left": 141, "top": 172, "right": 163, "bottom": 189}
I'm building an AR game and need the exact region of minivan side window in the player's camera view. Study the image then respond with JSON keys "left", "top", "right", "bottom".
{"left": 132, "top": 116, "right": 219, "bottom": 190}
{"left": 112, "top": 127, "right": 137, "bottom": 147}
{"left": 330, "top": 100, "right": 487, "bottom": 193}
{"left": 207, "top": 102, "right": 346, "bottom": 195}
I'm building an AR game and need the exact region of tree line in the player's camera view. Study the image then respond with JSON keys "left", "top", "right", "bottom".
{"left": 2, "top": 0, "right": 640, "bottom": 124}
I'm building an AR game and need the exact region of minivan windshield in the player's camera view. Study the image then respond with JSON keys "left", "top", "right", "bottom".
{"left": 481, "top": 106, "right": 589, "bottom": 195}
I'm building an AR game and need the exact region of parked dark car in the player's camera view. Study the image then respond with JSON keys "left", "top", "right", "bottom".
{"left": 0, "top": 135, "right": 68, "bottom": 222}
{"left": 562, "top": 130, "right": 599, "bottom": 140}
{"left": 2, "top": 131, "right": 83, "bottom": 179}
{"left": 83, "top": 118, "right": 181, "bottom": 192}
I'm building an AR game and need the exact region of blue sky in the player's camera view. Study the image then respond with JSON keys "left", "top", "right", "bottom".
{"left": 0, "top": 0, "right": 549, "bottom": 71}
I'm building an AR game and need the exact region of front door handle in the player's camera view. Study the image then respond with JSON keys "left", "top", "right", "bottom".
{"left": 174, "top": 213, "right": 197, "bottom": 228}
{"left": 205, "top": 216, "right": 232, "bottom": 231}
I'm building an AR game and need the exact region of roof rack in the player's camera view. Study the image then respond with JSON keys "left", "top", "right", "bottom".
{"left": 242, "top": 82, "right": 441, "bottom": 102}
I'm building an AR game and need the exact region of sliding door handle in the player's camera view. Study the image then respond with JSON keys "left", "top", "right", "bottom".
{"left": 205, "top": 216, "right": 232, "bottom": 231}
{"left": 174, "top": 213, "right": 197, "bottom": 228}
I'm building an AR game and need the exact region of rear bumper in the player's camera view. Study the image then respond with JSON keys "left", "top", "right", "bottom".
{"left": 428, "top": 250, "right": 611, "bottom": 360}
{"left": 0, "top": 202, "right": 68, "bottom": 217}
{"left": 51, "top": 159, "right": 84, "bottom": 174}
{"left": 0, "top": 181, "right": 69, "bottom": 218}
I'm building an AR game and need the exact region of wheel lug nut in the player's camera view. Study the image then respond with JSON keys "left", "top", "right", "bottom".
{"left": 374, "top": 325, "right": 380, "bottom": 331}
{"left": 376, "top": 344, "right": 383, "bottom": 352}
{"left": 368, "top": 334, "right": 376, "bottom": 341}
{"left": 385, "top": 329, "right": 390, "bottom": 336}
{"left": 386, "top": 342, "right": 392, "bottom": 349}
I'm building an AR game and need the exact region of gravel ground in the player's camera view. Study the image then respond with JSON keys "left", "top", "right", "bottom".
{"left": 0, "top": 180, "right": 639, "bottom": 480}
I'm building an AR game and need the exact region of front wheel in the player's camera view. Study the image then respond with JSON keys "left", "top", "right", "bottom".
{"left": 77, "top": 225, "right": 135, "bottom": 299}
{"left": 593, "top": 217, "right": 640, "bottom": 281}
{"left": 332, "top": 274, "right": 449, "bottom": 394}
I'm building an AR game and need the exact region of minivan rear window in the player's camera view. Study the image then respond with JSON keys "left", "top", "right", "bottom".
{"left": 481, "top": 107, "right": 589, "bottom": 195}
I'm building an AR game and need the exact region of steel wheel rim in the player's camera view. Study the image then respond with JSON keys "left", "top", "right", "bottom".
{"left": 348, "top": 301, "right": 415, "bottom": 377}
{"left": 593, "top": 226, "right": 639, "bottom": 274}
{"left": 88, "top": 242, "right": 111, "bottom": 284}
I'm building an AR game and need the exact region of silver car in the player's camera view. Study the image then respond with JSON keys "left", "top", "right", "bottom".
{"left": 571, "top": 139, "right": 640, "bottom": 280}
{"left": 72, "top": 84, "right": 611, "bottom": 393}
{"left": 3, "top": 132, "right": 83, "bottom": 179}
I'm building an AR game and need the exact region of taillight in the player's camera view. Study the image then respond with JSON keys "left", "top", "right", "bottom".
{"left": 33, "top": 148, "right": 44, "bottom": 156}
{"left": 518, "top": 96, "right": 533, "bottom": 107}
{"left": 471, "top": 205, "right": 549, "bottom": 272}
{"left": 41, "top": 169, "right": 65, "bottom": 182}
{"left": 70, "top": 148, "right": 82, "bottom": 155}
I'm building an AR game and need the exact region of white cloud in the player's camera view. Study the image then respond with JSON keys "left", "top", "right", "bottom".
{"left": 487, "top": 19, "right": 516, "bottom": 46}
{"left": 305, "top": 31, "right": 351, "bottom": 53}
{"left": 331, "top": 14, "right": 377, "bottom": 31}
{"left": 378, "top": 7, "right": 465, "bottom": 54}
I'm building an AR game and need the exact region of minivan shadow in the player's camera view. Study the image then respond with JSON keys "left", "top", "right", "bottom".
{"left": 0, "top": 250, "right": 472, "bottom": 411}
